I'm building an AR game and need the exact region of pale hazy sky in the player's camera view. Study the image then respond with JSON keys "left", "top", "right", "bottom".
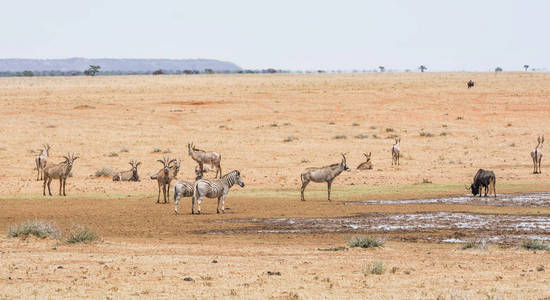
{"left": 1, "top": 0, "right": 548, "bottom": 71}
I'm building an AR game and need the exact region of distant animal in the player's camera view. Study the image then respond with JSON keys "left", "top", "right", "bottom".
{"left": 467, "top": 80, "right": 475, "bottom": 88}
{"left": 531, "top": 136, "right": 544, "bottom": 174}
{"left": 195, "top": 164, "right": 214, "bottom": 177}
{"left": 43, "top": 153, "right": 78, "bottom": 196}
{"left": 150, "top": 157, "right": 180, "bottom": 203}
{"left": 356, "top": 152, "right": 373, "bottom": 170}
{"left": 300, "top": 154, "right": 351, "bottom": 201}
{"left": 469, "top": 169, "right": 496, "bottom": 197}
{"left": 112, "top": 160, "right": 141, "bottom": 181}
{"left": 391, "top": 138, "right": 401, "bottom": 166}
{"left": 188, "top": 143, "right": 222, "bottom": 178}
{"left": 191, "top": 170, "right": 245, "bottom": 214}
{"left": 35, "top": 144, "right": 51, "bottom": 181}
{"left": 173, "top": 170, "right": 204, "bottom": 214}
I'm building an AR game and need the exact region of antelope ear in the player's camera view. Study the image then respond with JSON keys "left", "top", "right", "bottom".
{"left": 136, "top": 162, "right": 141, "bottom": 166}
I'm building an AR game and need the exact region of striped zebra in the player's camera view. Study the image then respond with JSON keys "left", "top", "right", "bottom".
{"left": 173, "top": 169, "right": 204, "bottom": 214}
{"left": 192, "top": 170, "right": 245, "bottom": 214}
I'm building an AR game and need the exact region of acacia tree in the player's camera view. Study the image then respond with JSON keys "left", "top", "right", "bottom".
{"left": 378, "top": 66, "right": 385, "bottom": 72}
{"left": 495, "top": 67, "right": 503, "bottom": 73}
{"left": 523, "top": 65, "right": 529, "bottom": 71}
{"left": 84, "top": 65, "right": 101, "bottom": 76}
{"left": 419, "top": 65, "right": 427, "bottom": 72}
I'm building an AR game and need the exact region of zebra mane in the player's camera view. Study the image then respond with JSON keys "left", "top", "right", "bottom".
{"left": 221, "top": 170, "right": 239, "bottom": 186}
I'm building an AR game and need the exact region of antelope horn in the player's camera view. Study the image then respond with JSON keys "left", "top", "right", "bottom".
{"left": 167, "top": 159, "right": 177, "bottom": 166}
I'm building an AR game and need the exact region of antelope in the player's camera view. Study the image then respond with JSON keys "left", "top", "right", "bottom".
{"left": 43, "top": 153, "right": 78, "bottom": 196}
{"left": 531, "top": 136, "right": 544, "bottom": 174}
{"left": 356, "top": 152, "right": 373, "bottom": 170}
{"left": 300, "top": 154, "right": 350, "bottom": 201}
{"left": 391, "top": 138, "right": 401, "bottom": 166}
{"left": 173, "top": 168, "right": 204, "bottom": 214}
{"left": 192, "top": 170, "right": 245, "bottom": 214}
{"left": 35, "top": 144, "right": 51, "bottom": 180}
{"left": 112, "top": 160, "right": 141, "bottom": 181}
{"left": 150, "top": 157, "right": 180, "bottom": 203}
{"left": 187, "top": 143, "right": 222, "bottom": 178}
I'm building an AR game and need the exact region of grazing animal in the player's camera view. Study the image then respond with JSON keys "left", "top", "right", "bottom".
{"left": 192, "top": 170, "right": 245, "bottom": 214}
{"left": 469, "top": 169, "right": 496, "bottom": 197}
{"left": 356, "top": 152, "right": 373, "bottom": 170}
{"left": 391, "top": 138, "right": 401, "bottom": 166}
{"left": 173, "top": 170, "right": 204, "bottom": 214}
{"left": 467, "top": 80, "right": 475, "bottom": 88}
{"left": 531, "top": 136, "right": 544, "bottom": 174}
{"left": 112, "top": 160, "right": 141, "bottom": 181}
{"left": 35, "top": 144, "right": 51, "bottom": 180}
{"left": 188, "top": 143, "right": 222, "bottom": 178}
{"left": 300, "top": 154, "right": 351, "bottom": 201}
{"left": 43, "top": 153, "right": 78, "bottom": 196}
{"left": 150, "top": 157, "right": 180, "bottom": 203}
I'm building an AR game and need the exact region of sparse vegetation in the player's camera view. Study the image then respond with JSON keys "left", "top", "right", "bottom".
{"left": 108, "top": 152, "right": 118, "bottom": 157}
{"left": 419, "top": 130, "right": 434, "bottom": 137}
{"left": 66, "top": 225, "right": 99, "bottom": 244}
{"left": 119, "top": 148, "right": 129, "bottom": 153}
{"left": 456, "top": 116, "right": 463, "bottom": 120}
{"left": 333, "top": 135, "right": 347, "bottom": 140}
{"left": 440, "top": 132, "right": 449, "bottom": 136}
{"left": 283, "top": 136, "right": 298, "bottom": 142}
{"left": 385, "top": 128, "right": 394, "bottom": 132}
{"left": 369, "top": 125, "right": 377, "bottom": 130}
{"left": 461, "top": 241, "right": 485, "bottom": 250}
{"left": 95, "top": 167, "right": 113, "bottom": 177}
{"left": 522, "top": 239, "right": 549, "bottom": 251}
{"left": 348, "top": 236, "right": 384, "bottom": 248}
{"left": 354, "top": 134, "right": 369, "bottom": 139}
{"left": 152, "top": 148, "right": 162, "bottom": 153}
{"left": 8, "top": 220, "right": 60, "bottom": 239}
{"left": 352, "top": 122, "right": 360, "bottom": 127}
{"left": 422, "top": 178, "right": 432, "bottom": 184}
{"left": 364, "top": 261, "right": 385, "bottom": 275}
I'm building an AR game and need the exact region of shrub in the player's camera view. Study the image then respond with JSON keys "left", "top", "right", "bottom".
{"left": 364, "top": 261, "right": 385, "bottom": 275}
{"left": 108, "top": 152, "right": 118, "bottom": 157}
{"left": 419, "top": 131, "right": 434, "bottom": 137}
{"left": 522, "top": 239, "right": 549, "bottom": 251}
{"left": 461, "top": 242, "right": 485, "bottom": 250}
{"left": 352, "top": 123, "right": 360, "bottom": 127}
{"left": 333, "top": 135, "right": 347, "bottom": 140}
{"left": 152, "top": 148, "right": 162, "bottom": 153}
{"left": 283, "top": 136, "right": 298, "bottom": 142}
{"left": 354, "top": 134, "right": 369, "bottom": 139}
{"left": 66, "top": 225, "right": 99, "bottom": 244}
{"left": 385, "top": 128, "right": 394, "bottom": 132}
{"left": 95, "top": 167, "right": 113, "bottom": 177}
{"left": 119, "top": 148, "right": 129, "bottom": 153}
{"left": 8, "top": 220, "right": 60, "bottom": 239}
{"left": 348, "top": 236, "right": 384, "bottom": 248}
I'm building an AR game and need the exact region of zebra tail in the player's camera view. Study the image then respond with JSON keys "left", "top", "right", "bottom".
{"left": 192, "top": 181, "right": 200, "bottom": 202}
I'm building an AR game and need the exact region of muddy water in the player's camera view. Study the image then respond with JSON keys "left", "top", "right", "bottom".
{"left": 345, "top": 192, "right": 550, "bottom": 207}
{"left": 211, "top": 212, "right": 550, "bottom": 244}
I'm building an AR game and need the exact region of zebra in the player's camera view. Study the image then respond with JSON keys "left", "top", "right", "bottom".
{"left": 191, "top": 170, "right": 245, "bottom": 214}
{"left": 173, "top": 168, "right": 204, "bottom": 214}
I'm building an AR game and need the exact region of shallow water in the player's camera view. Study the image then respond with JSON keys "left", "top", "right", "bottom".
{"left": 345, "top": 192, "right": 550, "bottom": 207}
{"left": 212, "top": 212, "right": 550, "bottom": 243}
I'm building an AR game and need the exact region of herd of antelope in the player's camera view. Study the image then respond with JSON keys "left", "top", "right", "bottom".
{"left": 33, "top": 135, "right": 543, "bottom": 213}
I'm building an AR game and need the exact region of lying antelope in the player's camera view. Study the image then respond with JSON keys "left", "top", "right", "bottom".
{"left": 150, "top": 157, "right": 180, "bottom": 203}
{"left": 192, "top": 170, "right": 245, "bottom": 214}
{"left": 188, "top": 143, "right": 222, "bottom": 178}
{"left": 531, "top": 136, "right": 544, "bottom": 174}
{"left": 300, "top": 154, "right": 350, "bottom": 201}
{"left": 112, "top": 160, "right": 141, "bottom": 181}
{"left": 35, "top": 144, "right": 51, "bottom": 180}
{"left": 391, "top": 138, "right": 401, "bottom": 166}
{"left": 43, "top": 153, "right": 78, "bottom": 196}
{"left": 173, "top": 169, "right": 204, "bottom": 214}
{"left": 356, "top": 152, "right": 373, "bottom": 170}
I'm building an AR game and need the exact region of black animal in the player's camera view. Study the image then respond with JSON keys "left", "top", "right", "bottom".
{"left": 467, "top": 80, "right": 475, "bottom": 88}
{"left": 469, "top": 169, "right": 496, "bottom": 197}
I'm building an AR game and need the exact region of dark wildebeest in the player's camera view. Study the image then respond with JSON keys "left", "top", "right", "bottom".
{"left": 469, "top": 169, "right": 496, "bottom": 197}
{"left": 467, "top": 80, "right": 475, "bottom": 89}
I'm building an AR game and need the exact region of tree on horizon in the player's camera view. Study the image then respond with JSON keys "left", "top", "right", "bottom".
{"left": 378, "top": 66, "right": 385, "bottom": 72}
{"left": 419, "top": 65, "right": 427, "bottom": 72}
{"left": 84, "top": 65, "right": 101, "bottom": 76}
{"left": 523, "top": 64, "right": 529, "bottom": 71}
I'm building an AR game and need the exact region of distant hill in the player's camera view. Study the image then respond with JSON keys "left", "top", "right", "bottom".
{"left": 0, "top": 58, "right": 242, "bottom": 72}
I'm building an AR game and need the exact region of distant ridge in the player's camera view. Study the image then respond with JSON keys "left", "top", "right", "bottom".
{"left": 0, "top": 57, "right": 242, "bottom": 72}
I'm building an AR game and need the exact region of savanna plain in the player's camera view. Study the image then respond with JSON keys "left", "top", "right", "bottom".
{"left": 1, "top": 73, "right": 550, "bottom": 299}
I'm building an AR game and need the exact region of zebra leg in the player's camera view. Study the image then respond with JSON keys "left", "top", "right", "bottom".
{"left": 217, "top": 196, "right": 221, "bottom": 214}
{"left": 300, "top": 180, "right": 309, "bottom": 201}
{"left": 174, "top": 193, "right": 179, "bottom": 214}
{"left": 191, "top": 195, "right": 195, "bottom": 214}
{"left": 197, "top": 196, "right": 203, "bottom": 214}
{"left": 327, "top": 180, "right": 333, "bottom": 201}
{"left": 221, "top": 194, "right": 227, "bottom": 213}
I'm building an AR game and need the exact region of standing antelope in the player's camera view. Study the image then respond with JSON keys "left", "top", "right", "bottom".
{"left": 300, "top": 154, "right": 351, "bottom": 201}
{"left": 150, "top": 157, "right": 180, "bottom": 203}
{"left": 531, "top": 136, "right": 544, "bottom": 174}
{"left": 112, "top": 160, "right": 141, "bottom": 181}
{"left": 356, "top": 152, "right": 373, "bottom": 170}
{"left": 391, "top": 138, "right": 401, "bottom": 166}
{"left": 173, "top": 168, "right": 204, "bottom": 214}
{"left": 191, "top": 170, "right": 245, "bottom": 214}
{"left": 188, "top": 143, "right": 222, "bottom": 178}
{"left": 43, "top": 153, "right": 78, "bottom": 196}
{"left": 35, "top": 144, "right": 51, "bottom": 180}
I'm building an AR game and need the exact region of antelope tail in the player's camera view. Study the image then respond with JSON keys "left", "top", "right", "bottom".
{"left": 150, "top": 174, "right": 158, "bottom": 180}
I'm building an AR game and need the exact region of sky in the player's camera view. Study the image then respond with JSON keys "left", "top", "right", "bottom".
{"left": 1, "top": 0, "right": 549, "bottom": 71}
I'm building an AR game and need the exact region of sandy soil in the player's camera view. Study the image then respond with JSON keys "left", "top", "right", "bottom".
{"left": 1, "top": 73, "right": 550, "bottom": 298}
